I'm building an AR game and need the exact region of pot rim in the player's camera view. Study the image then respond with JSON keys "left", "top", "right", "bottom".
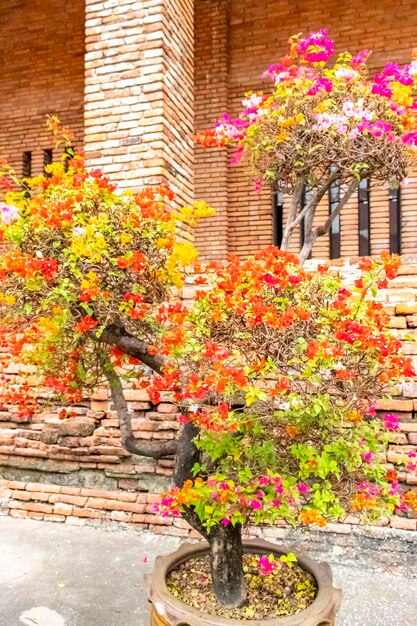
{"left": 149, "top": 537, "right": 342, "bottom": 626}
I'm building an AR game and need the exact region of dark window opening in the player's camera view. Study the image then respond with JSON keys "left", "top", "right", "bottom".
{"left": 43, "top": 149, "right": 53, "bottom": 177}
{"left": 388, "top": 187, "right": 401, "bottom": 255}
{"left": 358, "top": 178, "right": 371, "bottom": 256}
{"left": 22, "top": 151, "right": 32, "bottom": 179}
{"left": 273, "top": 191, "right": 284, "bottom": 248}
{"left": 22, "top": 151, "right": 32, "bottom": 197}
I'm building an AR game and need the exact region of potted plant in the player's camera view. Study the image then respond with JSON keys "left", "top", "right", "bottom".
{"left": 0, "top": 129, "right": 417, "bottom": 622}
{"left": 197, "top": 29, "right": 417, "bottom": 262}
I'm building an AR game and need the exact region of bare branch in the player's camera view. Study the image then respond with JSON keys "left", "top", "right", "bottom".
{"left": 297, "top": 178, "right": 359, "bottom": 263}
{"left": 280, "top": 183, "right": 303, "bottom": 250}
{"left": 290, "top": 171, "right": 339, "bottom": 231}
{"left": 104, "top": 360, "right": 177, "bottom": 459}
{"left": 91, "top": 324, "right": 164, "bottom": 373}
{"left": 316, "top": 178, "right": 360, "bottom": 237}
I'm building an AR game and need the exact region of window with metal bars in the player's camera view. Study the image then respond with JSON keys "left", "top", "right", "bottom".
{"left": 358, "top": 178, "right": 371, "bottom": 256}
{"left": 388, "top": 187, "right": 401, "bottom": 254}
{"left": 273, "top": 191, "right": 284, "bottom": 248}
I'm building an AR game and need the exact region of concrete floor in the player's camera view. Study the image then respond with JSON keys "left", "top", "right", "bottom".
{"left": 0, "top": 515, "right": 416, "bottom": 626}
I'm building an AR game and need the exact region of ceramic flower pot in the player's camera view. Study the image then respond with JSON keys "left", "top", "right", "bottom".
{"left": 148, "top": 538, "right": 342, "bottom": 625}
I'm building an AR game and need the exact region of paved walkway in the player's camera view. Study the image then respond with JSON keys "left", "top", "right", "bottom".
{"left": 0, "top": 515, "right": 416, "bottom": 626}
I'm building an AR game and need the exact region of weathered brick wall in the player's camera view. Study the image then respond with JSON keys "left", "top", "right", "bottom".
{"left": 1, "top": 262, "right": 417, "bottom": 535}
{"left": 0, "top": 0, "right": 85, "bottom": 177}
{"left": 194, "top": 0, "right": 417, "bottom": 261}
{"left": 0, "top": 388, "right": 194, "bottom": 537}
{"left": 84, "top": 0, "right": 194, "bottom": 208}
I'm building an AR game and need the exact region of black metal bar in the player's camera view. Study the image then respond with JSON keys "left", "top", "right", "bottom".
{"left": 273, "top": 191, "right": 283, "bottom": 248}
{"left": 22, "top": 151, "right": 32, "bottom": 179}
{"left": 388, "top": 187, "right": 401, "bottom": 255}
{"left": 358, "top": 178, "right": 371, "bottom": 256}
{"left": 329, "top": 180, "right": 341, "bottom": 259}
{"left": 300, "top": 186, "right": 312, "bottom": 259}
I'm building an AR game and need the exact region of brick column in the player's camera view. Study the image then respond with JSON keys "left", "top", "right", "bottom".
{"left": 194, "top": 0, "right": 230, "bottom": 261}
{"left": 84, "top": 0, "right": 194, "bottom": 206}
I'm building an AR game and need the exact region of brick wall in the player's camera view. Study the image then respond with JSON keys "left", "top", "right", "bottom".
{"left": 2, "top": 262, "right": 417, "bottom": 535}
{"left": 195, "top": 0, "right": 417, "bottom": 261}
{"left": 0, "top": 0, "right": 85, "bottom": 178}
{"left": 0, "top": 388, "right": 196, "bottom": 537}
{"left": 194, "top": 0, "right": 230, "bottom": 260}
{"left": 84, "top": 0, "right": 195, "bottom": 209}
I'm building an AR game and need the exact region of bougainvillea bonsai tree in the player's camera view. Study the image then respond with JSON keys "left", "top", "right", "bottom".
{"left": 1, "top": 123, "right": 417, "bottom": 614}
{"left": 198, "top": 29, "right": 417, "bottom": 262}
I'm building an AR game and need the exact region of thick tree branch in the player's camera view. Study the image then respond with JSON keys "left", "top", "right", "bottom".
{"left": 298, "top": 178, "right": 360, "bottom": 263}
{"left": 290, "top": 172, "right": 339, "bottom": 231}
{"left": 173, "top": 422, "right": 201, "bottom": 488}
{"left": 280, "top": 183, "right": 303, "bottom": 250}
{"left": 91, "top": 324, "right": 164, "bottom": 373}
{"left": 104, "top": 360, "right": 177, "bottom": 459}
{"left": 173, "top": 421, "right": 209, "bottom": 539}
{"left": 316, "top": 178, "right": 359, "bottom": 237}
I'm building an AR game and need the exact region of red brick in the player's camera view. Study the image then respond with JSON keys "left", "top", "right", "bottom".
{"left": 377, "top": 399, "right": 414, "bottom": 412}
{"left": 11, "top": 490, "right": 32, "bottom": 501}
{"left": 49, "top": 494, "right": 87, "bottom": 506}
{"left": 2, "top": 480, "right": 26, "bottom": 490}
{"left": 72, "top": 507, "right": 108, "bottom": 520}
{"left": 390, "top": 516, "right": 417, "bottom": 531}
{"left": 27, "top": 512, "right": 45, "bottom": 521}
{"left": 21, "top": 502, "right": 54, "bottom": 514}
{"left": 25, "top": 491, "right": 51, "bottom": 502}
{"left": 103, "top": 500, "right": 146, "bottom": 513}
{"left": 109, "top": 511, "right": 133, "bottom": 523}
{"left": 9, "top": 509, "right": 28, "bottom": 519}
{"left": 26, "top": 483, "right": 61, "bottom": 494}
{"left": 53, "top": 503, "right": 73, "bottom": 516}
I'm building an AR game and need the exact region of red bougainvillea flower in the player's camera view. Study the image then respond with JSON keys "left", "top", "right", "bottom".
{"left": 75, "top": 316, "right": 98, "bottom": 333}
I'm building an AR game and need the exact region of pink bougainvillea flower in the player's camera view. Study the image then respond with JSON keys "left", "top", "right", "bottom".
{"left": 383, "top": 413, "right": 400, "bottom": 431}
{"left": 402, "top": 132, "right": 417, "bottom": 146}
{"left": 297, "top": 29, "right": 334, "bottom": 64}
{"left": 258, "top": 555, "right": 278, "bottom": 575}
{"left": 307, "top": 77, "right": 333, "bottom": 96}
{"left": 351, "top": 49, "right": 370, "bottom": 67}
{"left": 361, "top": 451, "right": 374, "bottom": 464}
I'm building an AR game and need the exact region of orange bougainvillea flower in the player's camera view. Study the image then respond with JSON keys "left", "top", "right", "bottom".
{"left": 299, "top": 509, "right": 326, "bottom": 527}
{"left": 75, "top": 316, "right": 98, "bottom": 333}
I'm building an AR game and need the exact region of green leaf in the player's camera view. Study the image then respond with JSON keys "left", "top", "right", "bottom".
{"left": 80, "top": 303, "right": 93, "bottom": 316}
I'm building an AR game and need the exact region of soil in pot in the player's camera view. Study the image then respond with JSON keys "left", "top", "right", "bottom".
{"left": 166, "top": 552, "right": 318, "bottom": 620}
